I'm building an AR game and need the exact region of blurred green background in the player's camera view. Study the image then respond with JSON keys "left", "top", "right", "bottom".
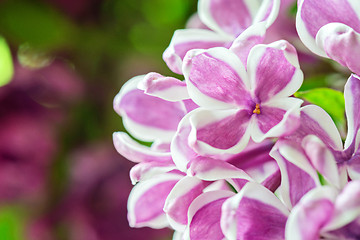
{"left": 0, "top": 0, "right": 197, "bottom": 239}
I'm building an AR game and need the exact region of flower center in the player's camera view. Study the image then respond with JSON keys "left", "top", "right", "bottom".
{"left": 253, "top": 103, "right": 261, "bottom": 114}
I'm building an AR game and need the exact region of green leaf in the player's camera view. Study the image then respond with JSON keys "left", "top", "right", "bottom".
{"left": 295, "top": 88, "right": 345, "bottom": 128}
{"left": 298, "top": 75, "right": 329, "bottom": 91}
{"left": 0, "top": 37, "right": 13, "bottom": 87}
{"left": 142, "top": 0, "right": 191, "bottom": 27}
{"left": 0, "top": 206, "right": 26, "bottom": 240}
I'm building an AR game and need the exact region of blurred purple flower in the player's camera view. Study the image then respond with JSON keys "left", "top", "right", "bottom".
{"left": 28, "top": 143, "right": 172, "bottom": 240}
{"left": 0, "top": 59, "right": 84, "bottom": 202}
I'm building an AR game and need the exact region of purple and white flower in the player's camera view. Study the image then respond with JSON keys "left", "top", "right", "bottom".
{"left": 113, "top": 73, "right": 198, "bottom": 183}
{"left": 297, "top": 0, "right": 360, "bottom": 74}
{"left": 177, "top": 40, "right": 303, "bottom": 158}
{"left": 163, "top": 0, "right": 280, "bottom": 74}
{"left": 286, "top": 181, "right": 360, "bottom": 240}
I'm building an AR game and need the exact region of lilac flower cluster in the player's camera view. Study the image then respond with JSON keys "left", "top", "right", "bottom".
{"left": 114, "top": 0, "right": 360, "bottom": 239}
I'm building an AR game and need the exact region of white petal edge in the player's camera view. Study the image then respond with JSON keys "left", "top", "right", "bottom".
{"left": 302, "top": 135, "right": 340, "bottom": 189}
{"left": 197, "top": 0, "right": 255, "bottom": 38}
{"left": 138, "top": 73, "right": 190, "bottom": 102}
{"left": 163, "top": 29, "right": 232, "bottom": 74}
{"left": 188, "top": 108, "right": 251, "bottom": 155}
{"left": 295, "top": 0, "right": 328, "bottom": 57}
{"left": 252, "top": 0, "right": 281, "bottom": 28}
{"left": 114, "top": 75, "right": 177, "bottom": 142}
{"left": 221, "top": 182, "right": 290, "bottom": 240}
{"left": 127, "top": 173, "right": 183, "bottom": 229}
{"left": 164, "top": 176, "right": 202, "bottom": 232}
{"left": 113, "top": 132, "right": 171, "bottom": 163}
{"left": 247, "top": 40, "right": 304, "bottom": 99}
{"left": 183, "top": 47, "right": 250, "bottom": 110}
{"left": 301, "top": 105, "right": 343, "bottom": 151}
{"left": 285, "top": 186, "right": 338, "bottom": 240}
{"left": 183, "top": 190, "right": 235, "bottom": 240}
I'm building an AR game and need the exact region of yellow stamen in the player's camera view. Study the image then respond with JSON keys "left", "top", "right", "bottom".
{"left": 253, "top": 103, "right": 261, "bottom": 114}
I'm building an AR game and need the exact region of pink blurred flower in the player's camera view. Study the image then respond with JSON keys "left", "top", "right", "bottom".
{"left": 28, "top": 143, "right": 172, "bottom": 240}
{"left": 0, "top": 59, "right": 84, "bottom": 202}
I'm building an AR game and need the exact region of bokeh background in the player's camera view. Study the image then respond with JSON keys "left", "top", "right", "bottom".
{"left": 0, "top": 0, "right": 197, "bottom": 239}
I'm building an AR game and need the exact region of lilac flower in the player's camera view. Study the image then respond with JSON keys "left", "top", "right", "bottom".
{"left": 113, "top": 74, "right": 196, "bottom": 143}
{"left": 127, "top": 171, "right": 185, "bottom": 229}
{"left": 111, "top": 0, "right": 360, "bottom": 238}
{"left": 178, "top": 176, "right": 360, "bottom": 240}
{"left": 182, "top": 182, "right": 289, "bottom": 240}
{"left": 296, "top": 0, "right": 360, "bottom": 74}
{"left": 171, "top": 108, "right": 280, "bottom": 183}
{"left": 126, "top": 153, "right": 257, "bottom": 231}
{"left": 177, "top": 40, "right": 303, "bottom": 158}
{"left": 286, "top": 181, "right": 360, "bottom": 240}
{"left": 269, "top": 102, "right": 348, "bottom": 208}
{"left": 112, "top": 71, "right": 280, "bottom": 232}
{"left": 113, "top": 73, "right": 198, "bottom": 184}
{"left": 271, "top": 134, "right": 330, "bottom": 209}
{"left": 271, "top": 75, "right": 360, "bottom": 208}
{"left": 269, "top": 74, "right": 360, "bottom": 208}
{"left": 163, "top": 0, "right": 280, "bottom": 74}
{"left": 163, "top": 160, "right": 256, "bottom": 232}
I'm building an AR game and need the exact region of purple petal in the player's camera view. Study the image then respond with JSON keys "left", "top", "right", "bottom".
{"left": 347, "top": 160, "right": 360, "bottom": 180}
{"left": 286, "top": 186, "right": 337, "bottom": 240}
{"left": 226, "top": 139, "right": 275, "bottom": 170}
{"left": 324, "top": 180, "right": 360, "bottom": 231}
{"left": 261, "top": 167, "right": 281, "bottom": 192}
{"left": 270, "top": 143, "right": 320, "bottom": 209}
{"left": 248, "top": 40, "right": 303, "bottom": 102}
{"left": 221, "top": 182, "right": 289, "bottom": 240}
{"left": 182, "top": 99, "right": 199, "bottom": 113}
{"left": 164, "top": 176, "right": 209, "bottom": 231}
{"left": 183, "top": 47, "right": 251, "bottom": 109}
{"left": 188, "top": 156, "right": 252, "bottom": 190}
{"left": 229, "top": 22, "right": 267, "bottom": 66}
{"left": 127, "top": 173, "right": 183, "bottom": 228}
{"left": 297, "top": 0, "right": 360, "bottom": 56}
{"left": 151, "top": 140, "right": 170, "bottom": 152}
{"left": 139, "top": 72, "right": 189, "bottom": 101}
{"left": 317, "top": 23, "right": 360, "bottom": 75}
{"left": 114, "top": 75, "right": 186, "bottom": 142}
{"left": 187, "top": 190, "right": 234, "bottom": 240}
{"left": 163, "top": 29, "right": 231, "bottom": 74}
{"left": 325, "top": 220, "right": 360, "bottom": 240}
{"left": 198, "top": 0, "right": 255, "bottom": 37}
{"left": 344, "top": 74, "right": 360, "bottom": 149}
{"left": 302, "top": 135, "right": 340, "bottom": 188}
{"left": 189, "top": 108, "right": 251, "bottom": 155}
{"left": 250, "top": 98, "right": 302, "bottom": 142}
{"left": 112, "top": 132, "right": 172, "bottom": 163}
{"left": 284, "top": 105, "right": 343, "bottom": 151}
{"left": 226, "top": 140, "right": 279, "bottom": 189}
